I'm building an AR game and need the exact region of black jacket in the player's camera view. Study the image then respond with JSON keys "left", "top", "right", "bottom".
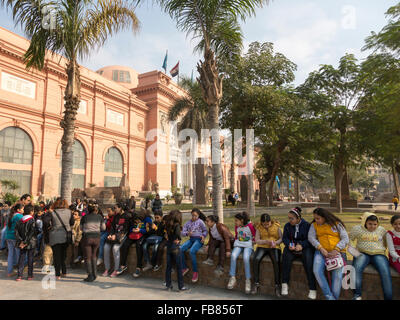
{"left": 15, "top": 215, "right": 37, "bottom": 250}
{"left": 107, "top": 212, "right": 132, "bottom": 243}
{"left": 282, "top": 218, "right": 312, "bottom": 249}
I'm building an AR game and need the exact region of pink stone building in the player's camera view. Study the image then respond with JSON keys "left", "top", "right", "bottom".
{"left": 0, "top": 27, "right": 257, "bottom": 199}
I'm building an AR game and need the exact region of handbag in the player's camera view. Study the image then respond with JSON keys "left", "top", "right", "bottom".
{"left": 325, "top": 254, "right": 344, "bottom": 271}
{"left": 54, "top": 210, "right": 73, "bottom": 245}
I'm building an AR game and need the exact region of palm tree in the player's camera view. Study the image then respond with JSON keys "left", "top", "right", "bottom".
{"left": 158, "top": 0, "right": 270, "bottom": 222}
{"left": 168, "top": 77, "right": 208, "bottom": 205}
{"left": 1, "top": 0, "right": 140, "bottom": 202}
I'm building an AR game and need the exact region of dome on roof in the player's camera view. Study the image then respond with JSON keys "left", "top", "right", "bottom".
{"left": 96, "top": 65, "right": 139, "bottom": 88}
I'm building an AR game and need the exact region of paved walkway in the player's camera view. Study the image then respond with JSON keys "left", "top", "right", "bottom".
{"left": 0, "top": 257, "right": 272, "bottom": 300}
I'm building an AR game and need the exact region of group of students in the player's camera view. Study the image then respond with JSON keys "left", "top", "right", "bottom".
{"left": 1, "top": 195, "right": 400, "bottom": 300}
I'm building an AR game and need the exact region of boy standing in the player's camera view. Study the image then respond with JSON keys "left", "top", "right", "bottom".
{"left": 15, "top": 204, "right": 37, "bottom": 281}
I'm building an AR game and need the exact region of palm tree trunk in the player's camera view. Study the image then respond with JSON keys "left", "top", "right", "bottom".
{"left": 60, "top": 60, "right": 81, "bottom": 203}
{"left": 247, "top": 149, "right": 255, "bottom": 217}
{"left": 197, "top": 47, "right": 223, "bottom": 223}
{"left": 209, "top": 110, "right": 223, "bottom": 223}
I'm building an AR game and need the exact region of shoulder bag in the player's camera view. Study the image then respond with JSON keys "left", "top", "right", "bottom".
{"left": 54, "top": 210, "right": 73, "bottom": 245}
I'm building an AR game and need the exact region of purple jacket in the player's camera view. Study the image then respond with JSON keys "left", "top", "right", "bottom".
{"left": 182, "top": 219, "right": 208, "bottom": 239}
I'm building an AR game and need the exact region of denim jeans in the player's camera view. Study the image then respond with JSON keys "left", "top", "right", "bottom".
{"left": 36, "top": 232, "right": 43, "bottom": 256}
{"left": 229, "top": 246, "right": 253, "bottom": 280}
{"left": 143, "top": 235, "right": 162, "bottom": 265}
{"left": 98, "top": 231, "right": 109, "bottom": 260}
{"left": 313, "top": 250, "right": 346, "bottom": 300}
{"left": 0, "top": 227, "right": 6, "bottom": 249}
{"left": 353, "top": 253, "right": 393, "bottom": 300}
{"left": 180, "top": 238, "right": 203, "bottom": 273}
{"left": 6, "top": 239, "right": 20, "bottom": 274}
{"left": 165, "top": 241, "right": 184, "bottom": 289}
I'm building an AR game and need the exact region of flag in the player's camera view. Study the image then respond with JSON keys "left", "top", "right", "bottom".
{"left": 162, "top": 50, "right": 168, "bottom": 73}
{"left": 289, "top": 177, "right": 292, "bottom": 190}
{"left": 170, "top": 61, "right": 179, "bottom": 78}
{"left": 276, "top": 176, "right": 281, "bottom": 189}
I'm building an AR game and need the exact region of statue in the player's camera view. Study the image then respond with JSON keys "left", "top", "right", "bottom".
{"left": 147, "top": 180, "right": 153, "bottom": 191}
{"left": 154, "top": 182, "right": 160, "bottom": 193}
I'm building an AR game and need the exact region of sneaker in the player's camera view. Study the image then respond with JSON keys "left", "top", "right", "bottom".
{"left": 110, "top": 270, "right": 118, "bottom": 278}
{"left": 7, "top": 272, "right": 16, "bottom": 277}
{"left": 275, "top": 284, "right": 282, "bottom": 297}
{"left": 27, "top": 276, "right": 34, "bottom": 281}
{"left": 142, "top": 264, "right": 153, "bottom": 272}
{"left": 214, "top": 265, "right": 224, "bottom": 276}
{"left": 182, "top": 268, "right": 189, "bottom": 276}
{"left": 227, "top": 276, "right": 236, "bottom": 290}
{"left": 96, "top": 258, "right": 103, "bottom": 266}
{"left": 281, "top": 283, "right": 289, "bottom": 296}
{"left": 73, "top": 256, "right": 81, "bottom": 264}
{"left": 251, "top": 283, "right": 260, "bottom": 295}
{"left": 202, "top": 258, "right": 214, "bottom": 266}
{"left": 56, "top": 276, "right": 61, "bottom": 280}
{"left": 153, "top": 265, "right": 161, "bottom": 272}
{"left": 16, "top": 277, "right": 22, "bottom": 282}
{"left": 102, "top": 270, "right": 109, "bottom": 277}
{"left": 308, "top": 290, "right": 317, "bottom": 300}
{"left": 192, "top": 272, "right": 199, "bottom": 283}
{"left": 116, "top": 266, "right": 127, "bottom": 275}
{"left": 245, "top": 279, "right": 251, "bottom": 294}
{"left": 178, "top": 286, "right": 191, "bottom": 292}
{"left": 133, "top": 268, "right": 141, "bottom": 278}
{"left": 352, "top": 295, "right": 362, "bottom": 300}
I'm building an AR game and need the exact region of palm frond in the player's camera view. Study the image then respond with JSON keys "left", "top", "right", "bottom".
{"left": 79, "top": 0, "right": 140, "bottom": 60}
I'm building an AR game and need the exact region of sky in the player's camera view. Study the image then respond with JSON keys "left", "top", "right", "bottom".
{"left": 0, "top": 0, "right": 398, "bottom": 85}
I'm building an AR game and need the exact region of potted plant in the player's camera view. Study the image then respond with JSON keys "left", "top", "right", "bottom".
{"left": 173, "top": 192, "right": 183, "bottom": 205}
{"left": 165, "top": 194, "right": 171, "bottom": 204}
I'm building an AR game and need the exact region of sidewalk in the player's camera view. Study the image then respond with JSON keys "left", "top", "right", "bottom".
{"left": 0, "top": 258, "right": 273, "bottom": 300}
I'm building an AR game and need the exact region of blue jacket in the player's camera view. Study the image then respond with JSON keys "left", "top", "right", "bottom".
{"left": 5, "top": 213, "right": 23, "bottom": 240}
{"left": 282, "top": 218, "right": 312, "bottom": 249}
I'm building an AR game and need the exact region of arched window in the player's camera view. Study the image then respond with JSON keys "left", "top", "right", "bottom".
{"left": 0, "top": 127, "right": 33, "bottom": 164}
{"left": 104, "top": 147, "right": 123, "bottom": 187}
{"left": 105, "top": 147, "right": 123, "bottom": 173}
{"left": 0, "top": 127, "right": 33, "bottom": 195}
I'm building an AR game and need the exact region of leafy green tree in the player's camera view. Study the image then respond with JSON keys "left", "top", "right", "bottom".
{"left": 299, "top": 54, "right": 366, "bottom": 212}
{"left": 158, "top": 0, "right": 271, "bottom": 221}
{"left": 358, "top": 3, "right": 400, "bottom": 196}
{"left": 1, "top": 0, "right": 140, "bottom": 202}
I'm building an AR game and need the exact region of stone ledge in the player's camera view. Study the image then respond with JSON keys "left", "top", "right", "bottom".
{"left": 122, "top": 246, "right": 400, "bottom": 300}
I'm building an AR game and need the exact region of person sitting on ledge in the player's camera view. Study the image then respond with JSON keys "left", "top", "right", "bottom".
{"left": 308, "top": 207, "right": 349, "bottom": 301}
{"left": 227, "top": 211, "right": 256, "bottom": 294}
{"left": 281, "top": 207, "right": 316, "bottom": 299}
{"left": 252, "top": 213, "right": 283, "bottom": 296}
{"left": 349, "top": 212, "right": 392, "bottom": 300}
{"left": 387, "top": 214, "right": 400, "bottom": 274}
{"left": 180, "top": 208, "right": 208, "bottom": 283}
{"left": 203, "top": 214, "right": 234, "bottom": 276}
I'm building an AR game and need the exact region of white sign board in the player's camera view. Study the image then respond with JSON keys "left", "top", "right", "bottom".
{"left": 1, "top": 72, "right": 36, "bottom": 99}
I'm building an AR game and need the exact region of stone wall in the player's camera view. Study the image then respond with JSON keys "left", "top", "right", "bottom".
{"left": 120, "top": 246, "right": 400, "bottom": 300}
